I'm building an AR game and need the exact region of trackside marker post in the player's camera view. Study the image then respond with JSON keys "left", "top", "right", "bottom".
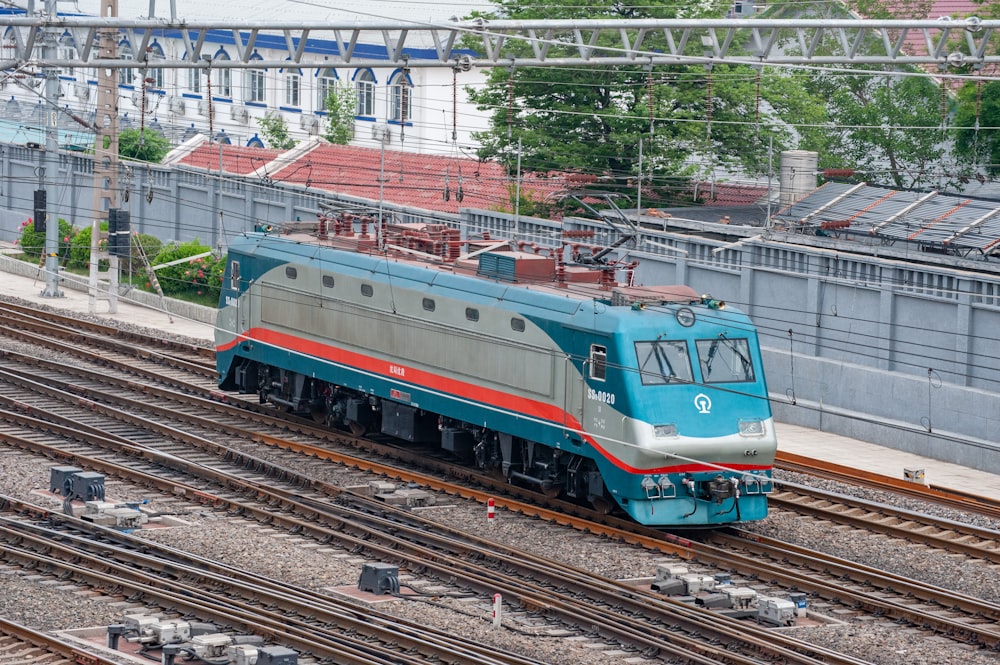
{"left": 487, "top": 498, "right": 495, "bottom": 522}
{"left": 493, "top": 593, "right": 502, "bottom": 628}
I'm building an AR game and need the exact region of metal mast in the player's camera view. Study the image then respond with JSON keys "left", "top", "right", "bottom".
{"left": 39, "top": 0, "right": 61, "bottom": 297}
{"left": 1, "top": 18, "right": 999, "bottom": 69}
{"left": 88, "top": 0, "right": 122, "bottom": 313}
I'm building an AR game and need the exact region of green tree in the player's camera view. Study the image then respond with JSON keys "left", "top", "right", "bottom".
{"left": 118, "top": 128, "right": 171, "bottom": 163}
{"left": 463, "top": 0, "right": 808, "bottom": 206}
{"left": 323, "top": 83, "right": 356, "bottom": 144}
{"left": 953, "top": 80, "right": 1000, "bottom": 178}
{"left": 801, "top": 69, "right": 959, "bottom": 189}
{"left": 257, "top": 112, "right": 296, "bottom": 150}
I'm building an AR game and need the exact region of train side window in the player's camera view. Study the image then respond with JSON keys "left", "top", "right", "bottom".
{"left": 511, "top": 317, "right": 525, "bottom": 332}
{"left": 422, "top": 298, "right": 435, "bottom": 312}
{"left": 465, "top": 307, "right": 479, "bottom": 322}
{"left": 322, "top": 275, "right": 335, "bottom": 288}
{"left": 285, "top": 266, "right": 297, "bottom": 279}
{"left": 229, "top": 261, "right": 240, "bottom": 291}
{"left": 590, "top": 344, "right": 607, "bottom": 381}
{"left": 361, "top": 284, "right": 373, "bottom": 297}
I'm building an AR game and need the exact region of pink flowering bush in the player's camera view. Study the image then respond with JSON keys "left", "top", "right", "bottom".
{"left": 147, "top": 239, "right": 224, "bottom": 302}
{"left": 17, "top": 218, "right": 77, "bottom": 261}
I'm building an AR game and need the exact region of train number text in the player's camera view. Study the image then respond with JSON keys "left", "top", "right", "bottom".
{"left": 587, "top": 388, "right": 616, "bottom": 405}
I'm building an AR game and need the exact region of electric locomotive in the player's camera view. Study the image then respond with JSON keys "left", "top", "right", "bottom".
{"left": 216, "top": 219, "right": 776, "bottom": 526}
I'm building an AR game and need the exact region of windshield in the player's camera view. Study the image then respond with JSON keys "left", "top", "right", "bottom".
{"left": 634, "top": 340, "right": 693, "bottom": 385}
{"left": 696, "top": 334, "right": 755, "bottom": 383}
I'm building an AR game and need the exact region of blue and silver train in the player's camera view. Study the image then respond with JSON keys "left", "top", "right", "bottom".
{"left": 216, "top": 219, "right": 776, "bottom": 526}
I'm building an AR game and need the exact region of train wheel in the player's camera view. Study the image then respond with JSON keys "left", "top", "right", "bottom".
{"left": 347, "top": 420, "right": 367, "bottom": 437}
{"left": 310, "top": 405, "right": 327, "bottom": 423}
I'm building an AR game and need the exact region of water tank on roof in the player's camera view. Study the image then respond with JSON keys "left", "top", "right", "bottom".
{"left": 779, "top": 150, "right": 818, "bottom": 207}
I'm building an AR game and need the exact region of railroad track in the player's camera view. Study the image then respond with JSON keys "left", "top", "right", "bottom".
{"left": 0, "top": 353, "right": 868, "bottom": 664}
{"left": 776, "top": 449, "right": 1000, "bottom": 522}
{"left": 0, "top": 498, "right": 540, "bottom": 665}
{"left": 768, "top": 479, "right": 1000, "bottom": 563}
{"left": 5, "top": 300, "right": 1000, "bottom": 660}
{"left": 0, "top": 301, "right": 216, "bottom": 380}
{"left": 0, "top": 616, "right": 120, "bottom": 665}
{"left": 0, "top": 355, "right": 986, "bottom": 660}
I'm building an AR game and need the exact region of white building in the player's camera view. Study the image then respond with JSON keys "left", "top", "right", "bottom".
{"left": 1, "top": 0, "right": 493, "bottom": 153}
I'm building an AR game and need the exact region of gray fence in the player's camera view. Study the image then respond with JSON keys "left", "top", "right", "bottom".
{"left": 3, "top": 145, "right": 998, "bottom": 472}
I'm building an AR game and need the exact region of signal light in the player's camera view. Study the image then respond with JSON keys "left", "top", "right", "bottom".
{"left": 108, "top": 209, "right": 131, "bottom": 258}
{"left": 33, "top": 189, "right": 46, "bottom": 233}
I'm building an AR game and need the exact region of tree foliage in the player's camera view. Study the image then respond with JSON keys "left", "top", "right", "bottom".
{"left": 118, "top": 128, "right": 171, "bottom": 163}
{"left": 463, "top": 0, "right": 811, "bottom": 206}
{"left": 257, "top": 112, "right": 296, "bottom": 150}
{"left": 953, "top": 80, "right": 1000, "bottom": 178}
{"left": 323, "top": 83, "right": 356, "bottom": 144}
{"left": 800, "top": 71, "right": 958, "bottom": 189}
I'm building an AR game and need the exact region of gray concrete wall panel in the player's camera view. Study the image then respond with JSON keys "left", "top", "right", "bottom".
{"left": 2, "top": 148, "right": 997, "bottom": 471}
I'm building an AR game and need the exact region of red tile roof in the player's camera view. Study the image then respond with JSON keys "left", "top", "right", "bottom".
{"left": 173, "top": 139, "right": 571, "bottom": 216}
{"left": 176, "top": 143, "right": 283, "bottom": 176}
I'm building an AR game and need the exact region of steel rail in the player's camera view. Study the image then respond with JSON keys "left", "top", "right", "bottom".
{"left": 0, "top": 616, "right": 118, "bottom": 665}
{"left": 776, "top": 450, "right": 1000, "bottom": 521}
{"left": 0, "top": 375, "right": 858, "bottom": 664}
{"left": 0, "top": 305, "right": 215, "bottom": 378}
{"left": 0, "top": 320, "right": 992, "bottom": 652}
{"left": 0, "top": 534, "right": 492, "bottom": 665}
{"left": 769, "top": 482, "right": 1000, "bottom": 563}
{"left": 0, "top": 508, "right": 539, "bottom": 665}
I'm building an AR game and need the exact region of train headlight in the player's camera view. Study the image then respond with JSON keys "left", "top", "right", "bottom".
{"left": 738, "top": 419, "right": 765, "bottom": 437}
{"left": 653, "top": 423, "right": 678, "bottom": 438}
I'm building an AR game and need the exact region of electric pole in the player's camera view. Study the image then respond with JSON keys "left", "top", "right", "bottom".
{"left": 88, "top": 0, "right": 122, "bottom": 313}
{"left": 40, "top": 0, "right": 62, "bottom": 297}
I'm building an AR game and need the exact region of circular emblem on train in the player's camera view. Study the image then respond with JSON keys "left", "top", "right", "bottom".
{"left": 694, "top": 393, "right": 712, "bottom": 414}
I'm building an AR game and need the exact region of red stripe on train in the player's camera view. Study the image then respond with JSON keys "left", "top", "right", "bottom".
{"left": 217, "top": 328, "right": 770, "bottom": 476}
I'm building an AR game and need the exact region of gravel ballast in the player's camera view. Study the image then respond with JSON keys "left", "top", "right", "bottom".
{"left": 2, "top": 298, "right": 1000, "bottom": 664}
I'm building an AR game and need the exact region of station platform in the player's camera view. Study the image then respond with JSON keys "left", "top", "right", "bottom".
{"left": 2, "top": 260, "right": 998, "bottom": 505}
{"left": 0, "top": 256, "right": 215, "bottom": 342}
{"left": 774, "top": 423, "right": 1000, "bottom": 502}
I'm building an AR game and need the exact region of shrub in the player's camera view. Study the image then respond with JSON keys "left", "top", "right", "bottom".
{"left": 147, "top": 239, "right": 224, "bottom": 302}
{"left": 17, "top": 218, "right": 77, "bottom": 263}
{"left": 67, "top": 224, "right": 109, "bottom": 270}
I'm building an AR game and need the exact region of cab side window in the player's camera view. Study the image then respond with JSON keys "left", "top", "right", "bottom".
{"left": 590, "top": 344, "right": 607, "bottom": 381}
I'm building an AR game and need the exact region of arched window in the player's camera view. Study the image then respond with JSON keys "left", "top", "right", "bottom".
{"left": 58, "top": 32, "right": 77, "bottom": 77}
{"left": 184, "top": 52, "right": 201, "bottom": 94}
{"left": 247, "top": 134, "right": 265, "bottom": 148}
{"left": 118, "top": 40, "right": 134, "bottom": 86}
{"left": 282, "top": 62, "right": 301, "bottom": 107}
{"left": 354, "top": 69, "right": 375, "bottom": 117}
{"left": 245, "top": 52, "right": 266, "bottom": 103}
{"left": 147, "top": 41, "right": 165, "bottom": 89}
{"left": 212, "top": 49, "right": 232, "bottom": 98}
{"left": 316, "top": 67, "right": 337, "bottom": 111}
{"left": 388, "top": 69, "right": 412, "bottom": 123}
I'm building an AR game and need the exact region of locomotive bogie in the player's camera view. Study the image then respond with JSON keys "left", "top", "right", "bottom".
{"left": 217, "top": 231, "right": 776, "bottom": 527}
